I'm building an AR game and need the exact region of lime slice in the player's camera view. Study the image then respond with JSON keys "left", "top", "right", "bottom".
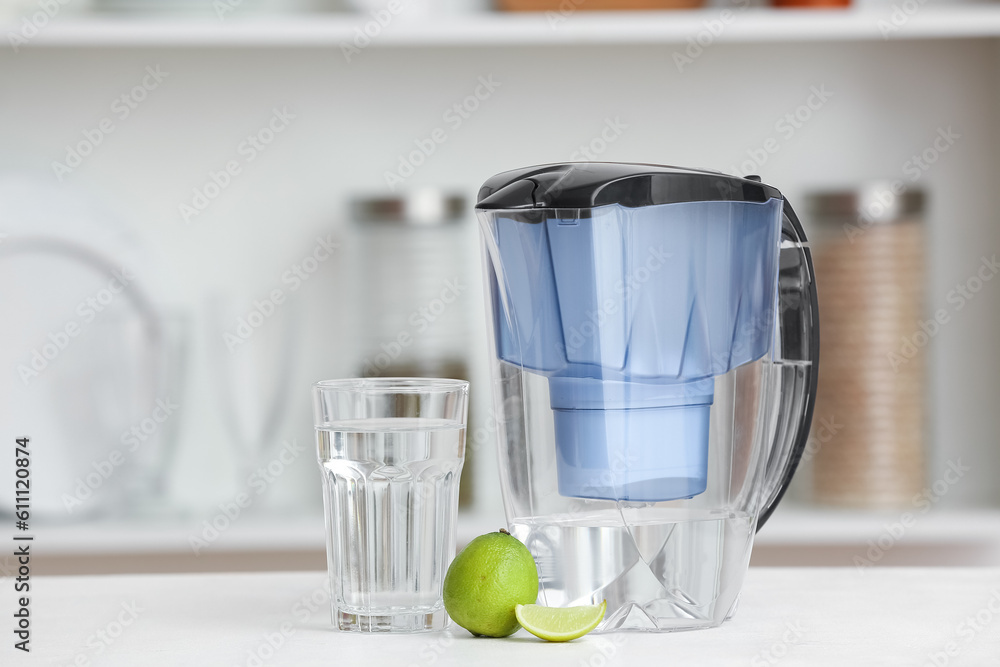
{"left": 514, "top": 600, "right": 607, "bottom": 642}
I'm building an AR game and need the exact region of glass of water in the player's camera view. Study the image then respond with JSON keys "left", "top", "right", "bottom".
{"left": 312, "top": 377, "right": 469, "bottom": 632}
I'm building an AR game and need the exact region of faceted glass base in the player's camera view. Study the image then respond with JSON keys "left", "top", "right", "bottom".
{"left": 334, "top": 607, "right": 450, "bottom": 633}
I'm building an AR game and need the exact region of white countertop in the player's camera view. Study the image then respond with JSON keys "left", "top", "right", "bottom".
{"left": 5, "top": 568, "right": 999, "bottom": 665}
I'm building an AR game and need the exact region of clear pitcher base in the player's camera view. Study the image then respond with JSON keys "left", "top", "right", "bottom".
{"left": 511, "top": 509, "right": 752, "bottom": 633}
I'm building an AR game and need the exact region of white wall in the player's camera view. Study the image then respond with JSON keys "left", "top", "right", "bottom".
{"left": 2, "top": 38, "right": 998, "bottom": 520}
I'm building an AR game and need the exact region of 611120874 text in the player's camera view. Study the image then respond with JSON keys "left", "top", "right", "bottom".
{"left": 13, "top": 436, "right": 32, "bottom": 653}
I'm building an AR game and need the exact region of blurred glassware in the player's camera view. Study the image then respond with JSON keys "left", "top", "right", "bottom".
{"left": 0, "top": 237, "right": 185, "bottom": 519}
{"left": 346, "top": 0, "right": 486, "bottom": 16}
{"left": 0, "top": 175, "right": 185, "bottom": 520}
{"left": 207, "top": 294, "right": 298, "bottom": 486}
{"left": 496, "top": 0, "right": 703, "bottom": 11}
{"left": 90, "top": 0, "right": 341, "bottom": 14}
{"left": 349, "top": 190, "right": 475, "bottom": 505}
{"left": 115, "top": 310, "right": 188, "bottom": 515}
{"left": 807, "top": 184, "right": 926, "bottom": 508}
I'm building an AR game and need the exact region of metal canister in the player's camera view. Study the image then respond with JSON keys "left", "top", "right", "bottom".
{"left": 349, "top": 190, "right": 474, "bottom": 504}
{"left": 350, "top": 190, "right": 469, "bottom": 379}
{"left": 807, "top": 184, "right": 926, "bottom": 508}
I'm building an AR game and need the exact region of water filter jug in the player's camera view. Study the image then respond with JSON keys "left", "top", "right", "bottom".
{"left": 476, "top": 163, "right": 819, "bottom": 631}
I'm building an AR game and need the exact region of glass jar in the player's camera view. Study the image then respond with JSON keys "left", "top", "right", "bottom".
{"left": 807, "top": 183, "right": 926, "bottom": 508}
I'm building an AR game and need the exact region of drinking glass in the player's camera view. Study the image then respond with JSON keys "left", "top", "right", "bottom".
{"left": 312, "top": 377, "right": 469, "bottom": 632}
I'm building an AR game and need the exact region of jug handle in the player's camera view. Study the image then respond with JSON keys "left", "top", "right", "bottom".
{"left": 756, "top": 200, "right": 821, "bottom": 530}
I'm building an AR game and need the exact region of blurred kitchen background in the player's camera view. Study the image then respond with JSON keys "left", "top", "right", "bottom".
{"left": 2, "top": 0, "right": 1000, "bottom": 575}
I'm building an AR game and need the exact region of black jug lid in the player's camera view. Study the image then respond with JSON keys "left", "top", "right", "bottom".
{"left": 475, "top": 162, "right": 781, "bottom": 210}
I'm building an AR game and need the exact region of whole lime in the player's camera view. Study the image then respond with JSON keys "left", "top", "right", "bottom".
{"left": 443, "top": 528, "right": 539, "bottom": 637}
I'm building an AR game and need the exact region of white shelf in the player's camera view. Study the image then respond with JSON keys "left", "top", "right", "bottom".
{"left": 29, "top": 510, "right": 494, "bottom": 555}
{"left": 30, "top": 513, "right": 326, "bottom": 555}
{"left": 29, "top": 508, "right": 1000, "bottom": 555}
{"left": 8, "top": 6, "right": 1000, "bottom": 47}
{"left": 756, "top": 507, "right": 1000, "bottom": 546}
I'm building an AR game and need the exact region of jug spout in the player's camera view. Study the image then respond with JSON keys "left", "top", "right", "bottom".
{"left": 548, "top": 376, "right": 714, "bottom": 502}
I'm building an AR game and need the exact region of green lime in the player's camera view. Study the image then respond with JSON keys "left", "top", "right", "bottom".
{"left": 443, "top": 528, "right": 539, "bottom": 637}
{"left": 514, "top": 600, "right": 607, "bottom": 642}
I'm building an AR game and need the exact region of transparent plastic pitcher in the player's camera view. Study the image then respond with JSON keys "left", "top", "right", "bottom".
{"left": 475, "top": 163, "right": 819, "bottom": 632}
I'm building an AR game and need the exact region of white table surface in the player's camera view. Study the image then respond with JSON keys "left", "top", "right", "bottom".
{"left": 5, "top": 568, "right": 1000, "bottom": 666}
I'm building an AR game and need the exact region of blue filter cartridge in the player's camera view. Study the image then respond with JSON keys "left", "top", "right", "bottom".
{"left": 549, "top": 377, "right": 715, "bottom": 501}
